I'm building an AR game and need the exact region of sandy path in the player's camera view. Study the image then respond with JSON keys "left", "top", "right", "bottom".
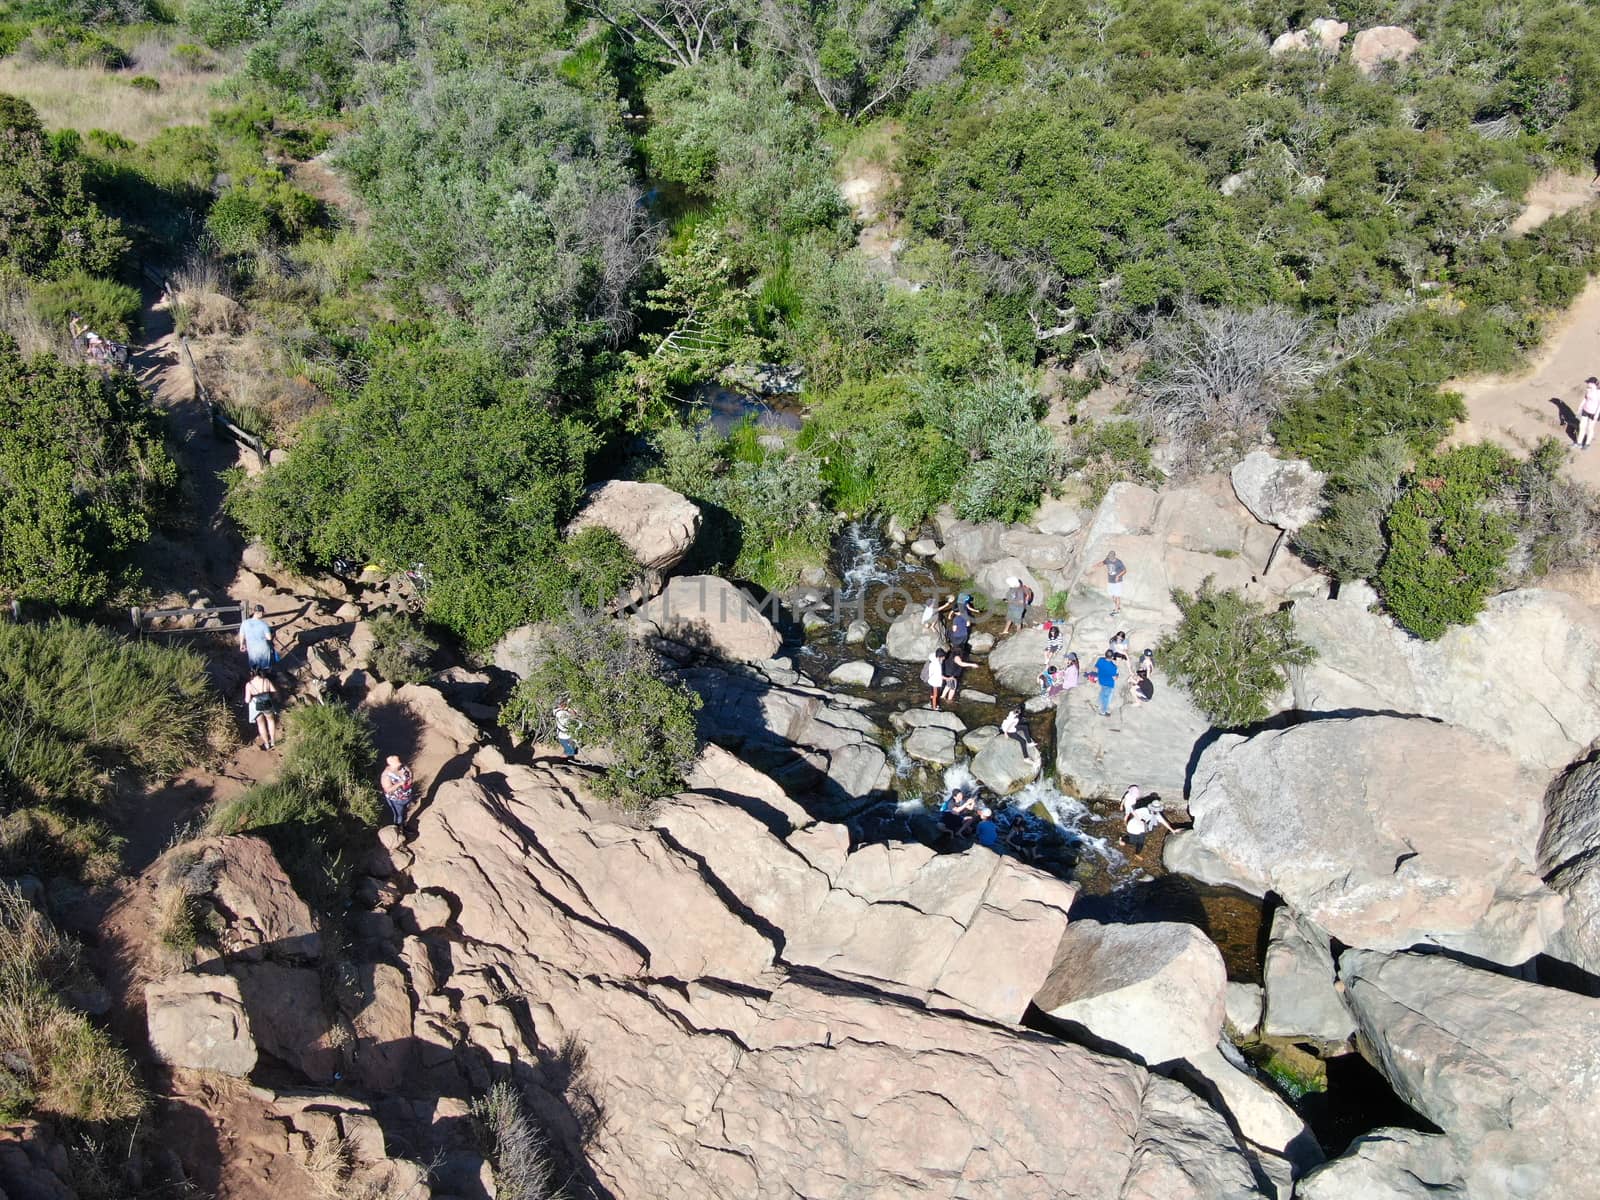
{"left": 1450, "top": 276, "right": 1600, "bottom": 484}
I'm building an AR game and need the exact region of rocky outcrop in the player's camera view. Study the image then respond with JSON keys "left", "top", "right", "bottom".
{"left": 1261, "top": 908, "right": 1353, "bottom": 1044}
{"left": 1229, "top": 452, "right": 1325, "bottom": 531}
{"left": 1540, "top": 751, "right": 1600, "bottom": 974}
{"left": 1184, "top": 1047, "right": 1324, "bottom": 1191}
{"left": 638, "top": 575, "right": 781, "bottom": 662}
{"left": 233, "top": 963, "right": 340, "bottom": 1082}
{"left": 198, "top": 835, "right": 321, "bottom": 961}
{"left": 1351, "top": 25, "right": 1419, "bottom": 74}
{"left": 1224, "top": 982, "right": 1263, "bottom": 1038}
{"left": 489, "top": 621, "right": 549, "bottom": 679}
{"left": 566, "top": 479, "right": 700, "bottom": 572}
{"left": 1035, "top": 920, "right": 1227, "bottom": 1065}
{"left": 1268, "top": 19, "right": 1346, "bottom": 56}
{"left": 397, "top": 744, "right": 1272, "bottom": 1196}
{"left": 1339, "top": 949, "right": 1600, "bottom": 1199}
{"left": 1309, "top": 17, "right": 1348, "bottom": 51}
{"left": 1182, "top": 717, "right": 1562, "bottom": 964}
{"left": 1289, "top": 589, "right": 1600, "bottom": 770}
{"left": 1055, "top": 674, "right": 1211, "bottom": 801}
{"left": 681, "top": 662, "right": 891, "bottom": 815}
{"left": 1297, "top": 1129, "right": 1467, "bottom": 1199}
{"left": 969, "top": 732, "right": 1041, "bottom": 793}
{"left": 885, "top": 605, "right": 943, "bottom": 662}
{"left": 145, "top": 972, "right": 257, "bottom": 1076}
{"left": 1269, "top": 29, "right": 1310, "bottom": 54}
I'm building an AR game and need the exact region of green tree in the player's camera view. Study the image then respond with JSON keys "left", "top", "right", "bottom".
{"left": 500, "top": 619, "right": 701, "bottom": 806}
{"left": 921, "top": 365, "right": 1059, "bottom": 522}
{"left": 1377, "top": 443, "right": 1514, "bottom": 640}
{"left": 1157, "top": 578, "right": 1316, "bottom": 726}
{"left": 0, "top": 336, "right": 175, "bottom": 607}
{"left": 0, "top": 95, "right": 128, "bottom": 280}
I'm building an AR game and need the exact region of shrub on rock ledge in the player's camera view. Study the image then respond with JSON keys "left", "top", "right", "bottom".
{"left": 1157, "top": 578, "right": 1315, "bottom": 727}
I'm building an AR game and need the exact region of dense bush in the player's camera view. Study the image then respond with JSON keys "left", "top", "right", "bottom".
{"left": 1377, "top": 444, "right": 1515, "bottom": 640}
{"left": 500, "top": 619, "right": 701, "bottom": 806}
{"left": 0, "top": 884, "right": 143, "bottom": 1123}
{"left": 0, "top": 335, "right": 176, "bottom": 608}
{"left": 0, "top": 620, "right": 226, "bottom": 883}
{"left": 1157, "top": 578, "right": 1315, "bottom": 727}
{"left": 1499, "top": 439, "right": 1600, "bottom": 580}
{"left": 27, "top": 270, "right": 140, "bottom": 342}
{"left": 366, "top": 611, "right": 438, "bottom": 686}
{"left": 1064, "top": 418, "right": 1157, "bottom": 503}
{"left": 0, "top": 95, "right": 128, "bottom": 281}
{"left": 206, "top": 172, "right": 322, "bottom": 256}
{"left": 923, "top": 365, "right": 1058, "bottom": 522}
{"left": 245, "top": 0, "right": 410, "bottom": 112}
{"left": 1294, "top": 437, "right": 1410, "bottom": 584}
{"left": 186, "top": 0, "right": 283, "bottom": 46}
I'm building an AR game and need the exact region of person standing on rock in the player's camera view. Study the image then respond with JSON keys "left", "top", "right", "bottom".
{"left": 238, "top": 604, "right": 276, "bottom": 672}
{"left": 553, "top": 700, "right": 579, "bottom": 758}
{"left": 950, "top": 605, "right": 972, "bottom": 650}
{"left": 1003, "top": 577, "right": 1033, "bottom": 634}
{"left": 1001, "top": 706, "right": 1036, "bottom": 759}
{"left": 941, "top": 649, "right": 980, "bottom": 705}
{"left": 1042, "top": 620, "right": 1062, "bottom": 662}
{"left": 243, "top": 669, "right": 279, "bottom": 750}
{"left": 1101, "top": 551, "right": 1127, "bottom": 617}
{"left": 925, "top": 648, "right": 950, "bottom": 709}
{"left": 1121, "top": 796, "right": 1175, "bottom": 856}
{"left": 380, "top": 755, "right": 415, "bottom": 829}
{"left": 1093, "top": 650, "right": 1120, "bottom": 717}
{"left": 1580, "top": 377, "right": 1600, "bottom": 449}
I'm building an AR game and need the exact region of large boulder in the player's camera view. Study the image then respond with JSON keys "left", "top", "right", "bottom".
{"left": 969, "top": 733, "right": 1041, "bottom": 794}
{"left": 1351, "top": 25, "right": 1419, "bottom": 74}
{"left": 233, "top": 963, "right": 340, "bottom": 1082}
{"left": 1290, "top": 589, "right": 1600, "bottom": 770}
{"left": 145, "top": 972, "right": 257, "bottom": 1076}
{"left": 1297, "top": 1129, "right": 1467, "bottom": 1199}
{"left": 638, "top": 575, "right": 781, "bottom": 662}
{"left": 986, "top": 626, "right": 1049, "bottom": 692}
{"left": 1229, "top": 452, "right": 1325, "bottom": 532}
{"left": 566, "top": 479, "right": 700, "bottom": 572}
{"left": 1269, "top": 29, "right": 1310, "bottom": 54}
{"left": 1260, "top": 908, "right": 1354, "bottom": 1044}
{"left": 197, "top": 835, "right": 320, "bottom": 961}
{"left": 1183, "top": 716, "right": 1562, "bottom": 964}
{"left": 1339, "top": 949, "right": 1600, "bottom": 1199}
{"left": 1184, "top": 1047, "right": 1325, "bottom": 1190}
{"left": 1055, "top": 674, "right": 1211, "bottom": 801}
{"left": 1034, "top": 919, "right": 1227, "bottom": 1066}
{"left": 1308, "top": 17, "right": 1348, "bottom": 51}
{"left": 1540, "top": 751, "right": 1600, "bottom": 974}
{"left": 488, "top": 621, "right": 549, "bottom": 679}
{"left": 885, "top": 606, "right": 942, "bottom": 662}
{"left": 402, "top": 745, "right": 1271, "bottom": 1197}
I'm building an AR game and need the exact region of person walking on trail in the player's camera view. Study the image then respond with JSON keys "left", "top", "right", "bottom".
{"left": 1580, "top": 377, "right": 1600, "bottom": 449}
{"left": 243, "top": 669, "right": 279, "bottom": 751}
{"left": 1001, "top": 706, "right": 1036, "bottom": 759}
{"left": 1101, "top": 551, "right": 1127, "bottom": 616}
{"left": 238, "top": 604, "right": 276, "bottom": 671}
{"left": 553, "top": 700, "right": 579, "bottom": 759}
{"left": 1003, "top": 577, "right": 1033, "bottom": 634}
{"left": 380, "top": 755, "right": 415, "bottom": 829}
{"left": 1093, "top": 650, "right": 1120, "bottom": 717}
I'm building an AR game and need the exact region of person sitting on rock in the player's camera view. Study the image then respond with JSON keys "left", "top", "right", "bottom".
{"left": 1059, "top": 651, "right": 1081, "bottom": 690}
{"left": 1129, "top": 673, "right": 1155, "bottom": 705}
{"left": 1042, "top": 620, "right": 1062, "bottom": 661}
{"left": 938, "top": 787, "right": 977, "bottom": 836}
{"left": 1037, "top": 663, "right": 1061, "bottom": 698}
{"left": 972, "top": 806, "right": 1000, "bottom": 848}
{"left": 1001, "top": 706, "right": 1036, "bottom": 760}
{"left": 1108, "top": 631, "right": 1130, "bottom": 661}
{"left": 1136, "top": 648, "right": 1155, "bottom": 678}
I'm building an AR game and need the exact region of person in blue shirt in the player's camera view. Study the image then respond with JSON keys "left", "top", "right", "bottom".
{"left": 237, "top": 605, "right": 275, "bottom": 671}
{"left": 973, "top": 807, "right": 999, "bottom": 848}
{"left": 1094, "top": 650, "right": 1120, "bottom": 717}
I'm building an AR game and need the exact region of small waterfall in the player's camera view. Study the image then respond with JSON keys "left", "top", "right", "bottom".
{"left": 887, "top": 735, "right": 917, "bottom": 779}
{"left": 838, "top": 519, "right": 896, "bottom": 598}
{"left": 1011, "top": 778, "right": 1125, "bottom": 869}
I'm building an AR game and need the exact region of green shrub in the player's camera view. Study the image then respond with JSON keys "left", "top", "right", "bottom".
{"left": 171, "top": 42, "right": 214, "bottom": 70}
{"left": 921, "top": 366, "right": 1060, "bottom": 523}
{"left": 28, "top": 270, "right": 141, "bottom": 342}
{"left": 128, "top": 74, "right": 160, "bottom": 91}
{"left": 1065, "top": 419, "right": 1156, "bottom": 503}
{"left": 500, "top": 620, "right": 700, "bottom": 807}
{"left": 0, "top": 334, "right": 177, "bottom": 607}
{"left": 1293, "top": 437, "right": 1409, "bottom": 583}
{"left": 1500, "top": 438, "right": 1600, "bottom": 580}
{"left": 0, "top": 884, "right": 143, "bottom": 1124}
{"left": 186, "top": 0, "right": 283, "bottom": 47}
{"left": 1157, "top": 578, "right": 1316, "bottom": 727}
{"left": 367, "top": 611, "right": 437, "bottom": 685}
{"left": 1376, "top": 444, "right": 1515, "bottom": 640}
{"left": 207, "top": 173, "right": 322, "bottom": 255}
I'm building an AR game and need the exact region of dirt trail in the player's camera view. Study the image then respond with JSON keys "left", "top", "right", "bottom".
{"left": 1450, "top": 276, "right": 1600, "bottom": 484}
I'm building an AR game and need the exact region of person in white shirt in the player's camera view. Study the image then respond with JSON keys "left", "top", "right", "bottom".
{"left": 1122, "top": 797, "right": 1175, "bottom": 854}
{"left": 1580, "top": 377, "right": 1600, "bottom": 449}
{"left": 553, "top": 701, "right": 579, "bottom": 758}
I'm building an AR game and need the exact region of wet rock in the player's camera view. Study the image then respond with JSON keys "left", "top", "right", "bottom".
{"left": 889, "top": 708, "right": 965, "bottom": 733}
{"left": 968, "top": 631, "right": 995, "bottom": 653}
{"left": 1224, "top": 981, "right": 1263, "bottom": 1038}
{"left": 1186, "top": 716, "right": 1561, "bottom": 964}
{"left": 1540, "top": 751, "right": 1600, "bottom": 974}
{"left": 961, "top": 688, "right": 997, "bottom": 704}
{"left": 886, "top": 607, "right": 943, "bottom": 662}
{"left": 639, "top": 576, "right": 782, "bottom": 662}
{"left": 908, "top": 537, "right": 939, "bottom": 556}
{"left": 146, "top": 972, "right": 257, "bottom": 1076}
{"left": 1351, "top": 25, "right": 1419, "bottom": 74}
{"left": 1036, "top": 919, "right": 1226, "bottom": 1065}
{"left": 903, "top": 726, "right": 958, "bottom": 765}
{"left": 1262, "top": 908, "right": 1353, "bottom": 1044}
{"left": 1340, "top": 948, "right": 1600, "bottom": 1198}
{"left": 1297, "top": 1129, "right": 1466, "bottom": 1199}
{"left": 885, "top": 514, "right": 909, "bottom": 544}
{"left": 827, "top": 660, "right": 876, "bottom": 687}
{"left": 1290, "top": 589, "right": 1600, "bottom": 770}
{"left": 963, "top": 725, "right": 999, "bottom": 753}
{"left": 566, "top": 480, "right": 701, "bottom": 572}
{"left": 844, "top": 618, "right": 870, "bottom": 644}
{"left": 1230, "top": 452, "right": 1325, "bottom": 531}
{"left": 970, "top": 733, "right": 1041, "bottom": 794}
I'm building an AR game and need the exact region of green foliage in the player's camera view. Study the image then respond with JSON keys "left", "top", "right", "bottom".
{"left": 1157, "top": 578, "right": 1315, "bottom": 727}
{"left": 245, "top": 0, "right": 409, "bottom": 112}
{"left": 1377, "top": 444, "right": 1515, "bottom": 640}
{"left": 366, "top": 611, "right": 437, "bottom": 685}
{"left": 500, "top": 619, "right": 701, "bottom": 806}
{"left": 0, "top": 335, "right": 176, "bottom": 608}
{"left": 0, "top": 885, "right": 144, "bottom": 1124}
{"left": 206, "top": 171, "right": 322, "bottom": 255}
{"left": 128, "top": 74, "right": 159, "bottom": 91}
{"left": 337, "top": 64, "right": 654, "bottom": 373}
{"left": 1294, "top": 437, "right": 1409, "bottom": 583}
{"left": 28, "top": 270, "right": 140, "bottom": 342}
{"left": 0, "top": 95, "right": 129, "bottom": 280}
{"left": 1066, "top": 418, "right": 1156, "bottom": 503}
{"left": 0, "top": 619, "right": 225, "bottom": 883}
{"left": 226, "top": 337, "right": 631, "bottom": 649}
{"left": 1500, "top": 438, "right": 1600, "bottom": 580}
{"left": 185, "top": 0, "right": 283, "bottom": 46}
{"left": 922, "top": 365, "right": 1059, "bottom": 522}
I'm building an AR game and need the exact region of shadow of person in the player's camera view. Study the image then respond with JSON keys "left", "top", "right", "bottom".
{"left": 1549, "top": 395, "right": 1579, "bottom": 442}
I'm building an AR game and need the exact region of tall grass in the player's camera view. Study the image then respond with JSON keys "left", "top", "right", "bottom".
{"left": 0, "top": 884, "right": 143, "bottom": 1123}
{"left": 472, "top": 1082, "right": 562, "bottom": 1200}
{"left": 0, "top": 620, "right": 230, "bottom": 882}
{"left": 0, "top": 57, "right": 225, "bottom": 142}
